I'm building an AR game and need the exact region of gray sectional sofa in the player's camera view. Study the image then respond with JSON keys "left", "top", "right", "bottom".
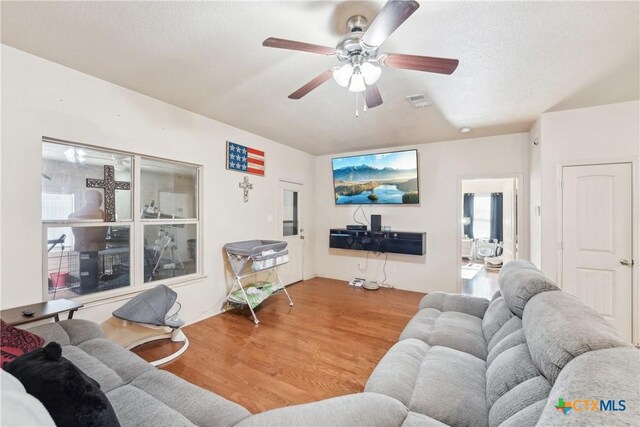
{"left": 6, "top": 260, "right": 640, "bottom": 426}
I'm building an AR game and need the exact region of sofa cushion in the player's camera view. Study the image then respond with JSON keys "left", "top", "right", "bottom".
{"left": 418, "top": 292, "right": 490, "bottom": 318}
{"left": 107, "top": 384, "right": 196, "bottom": 426}
{"left": 131, "top": 370, "right": 250, "bottom": 427}
{"left": 481, "top": 296, "right": 516, "bottom": 344}
{"left": 486, "top": 328, "right": 526, "bottom": 367}
{"left": 235, "top": 393, "right": 408, "bottom": 427}
{"left": 410, "top": 346, "right": 487, "bottom": 427}
{"left": 401, "top": 411, "right": 448, "bottom": 426}
{"left": 537, "top": 347, "right": 640, "bottom": 426}
{"left": 367, "top": 341, "right": 489, "bottom": 427}
{"left": 77, "top": 337, "right": 155, "bottom": 384}
{"left": 485, "top": 343, "right": 543, "bottom": 407}
{"left": 499, "top": 400, "right": 546, "bottom": 427}
{"left": 365, "top": 338, "right": 430, "bottom": 405}
{"left": 29, "top": 318, "right": 105, "bottom": 346}
{"left": 489, "top": 377, "right": 550, "bottom": 427}
{"left": 486, "top": 315, "right": 522, "bottom": 354}
{"left": 523, "top": 292, "right": 633, "bottom": 384}
{"left": 498, "top": 260, "right": 559, "bottom": 317}
{"left": 399, "top": 308, "right": 487, "bottom": 360}
{"left": 61, "top": 345, "right": 127, "bottom": 393}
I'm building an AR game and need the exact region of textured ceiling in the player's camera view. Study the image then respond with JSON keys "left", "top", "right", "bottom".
{"left": 2, "top": 1, "right": 638, "bottom": 155}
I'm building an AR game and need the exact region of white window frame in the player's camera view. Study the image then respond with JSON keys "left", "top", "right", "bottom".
{"left": 42, "top": 138, "right": 203, "bottom": 303}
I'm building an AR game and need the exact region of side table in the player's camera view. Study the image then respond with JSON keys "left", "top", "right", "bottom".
{"left": 1, "top": 299, "right": 84, "bottom": 326}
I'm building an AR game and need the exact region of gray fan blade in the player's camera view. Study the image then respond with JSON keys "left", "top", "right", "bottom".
{"left": 380, "top": 53, "right": 459, "bottom": 74}
{"left": 364, "top": 84, "right": 383, "bottom": 108}
{"left": 361, "top": 0, "right": 420, "bottom": 49}
{"left": 263, "top": 38, "right": 336, "bottom": 55}
{"left": 288, "top": 70, "right": 334, "bottom": 99}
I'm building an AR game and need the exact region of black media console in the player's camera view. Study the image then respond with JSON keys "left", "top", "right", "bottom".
{"left": 329, "top": 229, "right": 426, "bottom": 256}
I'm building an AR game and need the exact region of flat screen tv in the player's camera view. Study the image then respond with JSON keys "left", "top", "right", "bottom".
{"left": 332, "top": 149, "right": 419, "bottom": 205}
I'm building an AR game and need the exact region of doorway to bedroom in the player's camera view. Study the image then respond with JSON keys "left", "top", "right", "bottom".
{"left": 459, "top": 177, "right": 520, "bottom": 298}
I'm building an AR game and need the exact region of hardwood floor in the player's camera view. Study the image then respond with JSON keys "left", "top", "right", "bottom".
{"left": 132, "top": 277, "right": 424, "bottom": 413}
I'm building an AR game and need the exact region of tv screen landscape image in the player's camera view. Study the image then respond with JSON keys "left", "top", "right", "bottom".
{"left": 332, "top": 149, "right": 419, "bottom": 205}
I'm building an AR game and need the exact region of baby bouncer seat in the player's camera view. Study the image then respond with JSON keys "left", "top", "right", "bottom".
{"left": 103, "top": 284, "right": 189, "bottom": 366}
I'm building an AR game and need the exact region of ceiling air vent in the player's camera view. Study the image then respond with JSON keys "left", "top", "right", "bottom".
{"left": 406, "top": 94, "right": 432, "bottom": 108}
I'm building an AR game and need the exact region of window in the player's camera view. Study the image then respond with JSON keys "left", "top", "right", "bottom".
{"left": 473, "top": 195, "right": 491, "bottom": 239}
{"left": 42, "top": 139, "right": 200, "bottom": 300}
{"left": 141, "top": 158, "right": 198, "bottom": 282}
{"left": 282, "top": 189, "right": 298, "bottom": 236}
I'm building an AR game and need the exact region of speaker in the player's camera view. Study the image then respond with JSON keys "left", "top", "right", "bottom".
{"left": 371, "top": 214, "right": 382, "bottom": 232}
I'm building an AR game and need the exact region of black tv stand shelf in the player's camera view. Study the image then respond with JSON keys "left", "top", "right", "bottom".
{"left": 329, "top": 229, "right": 426, "bottom": 256}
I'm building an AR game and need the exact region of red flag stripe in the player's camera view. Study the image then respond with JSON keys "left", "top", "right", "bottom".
{"left": 248, "top": 158, "right": 264, "bottom": 166}
{"left": 248, "top": 167, "right": 265, "bottom": 175}
{"left": 247, "top": 147, "right": 264, "bottom": 156}
{"left": 248, "top": 162, "right": 265, "bottom": 170}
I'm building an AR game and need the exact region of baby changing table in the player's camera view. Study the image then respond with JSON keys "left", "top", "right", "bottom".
{"left": 223, "top": 239, "right": 293, "bottom": 324}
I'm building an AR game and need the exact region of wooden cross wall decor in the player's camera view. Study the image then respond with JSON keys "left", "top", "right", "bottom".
{"left": 86, "top": 165, "right": 131, "bottom": 222}
{"left": 239, "top": 176, "right": 253, "bottom": 203}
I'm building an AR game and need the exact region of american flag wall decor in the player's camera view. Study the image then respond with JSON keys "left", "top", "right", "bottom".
{"left": 226, "top": 141, "right": 265, "bottom": 177}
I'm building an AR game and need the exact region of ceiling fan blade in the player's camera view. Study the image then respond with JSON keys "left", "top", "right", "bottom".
{"left": 361, "top": 0, "right": 420, "bottom": 49}
{"left": 288, "top": 70, "right": 334, "bottom": 99}
{"left": 263, "top": 37, "right": 336, "bottom": 55}
{"left": 364, "top": 84, "right": 383, "bottom": 109}
{"left": 380, "top": 53, "right": 459, "bottom": 74}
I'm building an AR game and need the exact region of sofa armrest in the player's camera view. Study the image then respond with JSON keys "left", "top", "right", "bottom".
{"left": 235, "top": 393, "right": 407, "bottom": 427}
{"left": 418, "top": 292, "right": 490, "bottom": 318}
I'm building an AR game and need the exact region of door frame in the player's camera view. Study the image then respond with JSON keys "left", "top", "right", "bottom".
{"left": 277, "top": 179, "right": 304, "bottom": 285}
{"left": 456, "top": 173, "right": 526, "bottom": 294}
{"left": 557, "top": 158, "right": 638, "bottom": 345}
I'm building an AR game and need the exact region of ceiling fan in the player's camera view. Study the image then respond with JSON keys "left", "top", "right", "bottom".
{"left": 262, "top": 0, "right": 459, "bottom": 110}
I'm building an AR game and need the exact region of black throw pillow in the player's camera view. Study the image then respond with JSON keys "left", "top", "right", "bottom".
{"left": 3, "top": 342, "right": 120, "bottom": 427}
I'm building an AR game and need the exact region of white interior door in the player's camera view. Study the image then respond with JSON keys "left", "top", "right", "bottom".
{"left": 562, "top": 163, "right": 633, "bottom": 340}
{"left": 278, "top": 181, "right": 304, "bottom": 285}
{"left": 501, "top": 179, "right": 516, "bottom": 263}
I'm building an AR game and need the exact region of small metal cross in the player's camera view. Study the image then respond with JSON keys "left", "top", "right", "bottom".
{"left": 86, "top": 165, "right": 131, "bottom": 222}
{"left": 239, "top": 176, "right": 253, "bottom": 203}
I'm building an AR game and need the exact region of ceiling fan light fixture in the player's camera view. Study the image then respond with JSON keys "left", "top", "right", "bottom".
{"left": 348, "top": 70, "right": 366, "bottom": 92}
{"left": 360, "top": 62, "right": 382, "bottom": 85}
{"left": 333, "top": 64, "right": 353, "bottom": 87}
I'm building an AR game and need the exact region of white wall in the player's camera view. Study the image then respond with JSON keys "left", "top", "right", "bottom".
{"left": 0, "top": 45, "right": 316, "bottom": 324}
{"left": 528, "top": 119, "right": 542, "bottom": 268}
{"left": 536, "top": 101, "right": 640, "bottom": 281}
{"left": 532, "top": 100, "right": 639, "bottom": 344}
{"left": 461, "top": 178, "right": 514, "bottom": 195}
{"left": 314, "top": 133, "right": 530, "bottom": 294}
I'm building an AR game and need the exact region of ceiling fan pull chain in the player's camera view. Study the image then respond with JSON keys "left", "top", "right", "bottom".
{"left": 355, "top": 92, "right": 359, "bottom": 118}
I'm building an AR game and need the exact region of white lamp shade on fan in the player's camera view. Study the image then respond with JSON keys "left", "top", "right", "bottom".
{"left": 360, "top": 62, "right": 382, "bottom": 85}
{"left": 348, "top": 71, "right": 366, "bottom": 92}
{"left": 332, "top": 64, "right": 353, "bottom": 87}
